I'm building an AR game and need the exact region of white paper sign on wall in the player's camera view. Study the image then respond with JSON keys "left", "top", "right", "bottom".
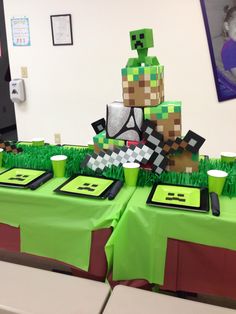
{"left": 11, "top": 17, "right": 31, "bottom": 47}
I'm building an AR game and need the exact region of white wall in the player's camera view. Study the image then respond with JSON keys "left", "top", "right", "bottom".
{"left": 3, "top": 0, "right": 236, "bottom": 156}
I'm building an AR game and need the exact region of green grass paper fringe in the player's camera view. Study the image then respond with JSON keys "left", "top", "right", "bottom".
{"left": 3, "top": 146, "right": 236, "bottom": 198}
{"left": 3, "top": 144, "right": 93, "bottom": 177}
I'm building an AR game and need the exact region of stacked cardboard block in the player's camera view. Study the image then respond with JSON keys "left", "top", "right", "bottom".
{"left": 121, "top": 66, "right": 164, "bottom": 107}
{"left": 87, "top": 28, "right": 204, "bottom": 174}
{"left": 93, "top": 131, "right": 125, "bottom": 153}
{"left": 166, "top": 151, "right": 199, "bottom": 173}
{"left": 106, "top": 101, "right": 143, "bottom": 141}
{"left": 144, "top": 101, "right": 181, "bottom": 141}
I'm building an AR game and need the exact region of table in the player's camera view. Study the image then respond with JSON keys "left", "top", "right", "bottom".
{"left": 106, "top": 187, "right": 236, "bottom": 297}
{"left": 103, "top": 285, "right": 234, "bottom": 314}
{"left": 0, "top": 261, "right": 110, "bottom": 314}
{"left": 0, "top": 173, "right": 135, "bottom": 279}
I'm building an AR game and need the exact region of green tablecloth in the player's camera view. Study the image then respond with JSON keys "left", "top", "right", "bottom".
{"left": 0, "top": 172, "right": 135, "bottom": 271}
{"left": 106, "top": 187, "right": 236, "bottom": 285}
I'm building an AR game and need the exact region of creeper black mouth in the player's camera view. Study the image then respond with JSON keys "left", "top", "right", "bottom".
{"left": 134, "top": 41, "right": 144, "bottom": 49}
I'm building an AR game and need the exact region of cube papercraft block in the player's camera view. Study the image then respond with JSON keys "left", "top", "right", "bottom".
{"left": 121, "top": 65, "right": 164, "bottom": 107}
{"left": 106, "top": 101, "right": 143, "bottom": 141}
{"left": 166, "top": 151, "right": 199, "bottom": 173}
{"left": 144, "top": 101, "right": 181, "bottom": 141}
{"left": 93, "top": 131, "right": 125, "bottom": 152}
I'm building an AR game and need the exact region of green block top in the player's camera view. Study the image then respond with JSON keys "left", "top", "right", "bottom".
{"left": 93, "top": 131, "right": 106, "bottom": 143}
{"left": 144, "top": 101, "right": 182, "bottom": 115}
{"left": 93, "top": 131, "right": 125, "bottom": 146}
{"left": 122, "top": 65, "right": 164, "bottom": 76}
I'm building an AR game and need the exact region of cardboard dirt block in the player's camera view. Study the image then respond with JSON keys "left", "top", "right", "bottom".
{"left": 122, "top": 65, "right": 164, "bottom": 107}
{"left": 144, "top": 101, "right": 181, "bottom": 141}
{"left": 93, "top": 130, "right": 125, "bottom": 152}
{"left": 106, "top": 101, "right": 143, "bottom": 141}
{"left": 166, "top": 151, "right": 199, "bottom": 173}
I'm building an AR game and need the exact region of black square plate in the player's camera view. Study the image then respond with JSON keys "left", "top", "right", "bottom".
{"left": 146, "top": 183, "right": 209, "bottom": 212}
{"left": 54, "top": 175, "right": 117, "bottom": 199}
{"left": 0, "top": 168, "right": 52, "bottom": 189}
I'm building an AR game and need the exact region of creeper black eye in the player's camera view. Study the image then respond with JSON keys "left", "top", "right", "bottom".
{"left": 131, "top": 35, "right": 136, "bottom": 40}
{"left": 140, "top": 33, "right": 144, "bottom": 39}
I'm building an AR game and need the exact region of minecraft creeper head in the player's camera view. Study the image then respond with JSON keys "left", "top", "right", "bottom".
{"left": 130, "top": 29, "right": 154, "bottom": 50}
{"left": 126, "top": 28, "right": 159, "bottom": 67}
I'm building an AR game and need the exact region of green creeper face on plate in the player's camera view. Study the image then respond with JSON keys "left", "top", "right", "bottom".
{"left": 0, "top": 168, "right": 46, "bottom": 186}
{"left": 152, "top": 185, "right": 201, "bottom": 208}
{"left": 130, "top": 28, "right": 154, "bottom": 50}
{"left": 60, "top": 176, "right": 114, "bottom": 197}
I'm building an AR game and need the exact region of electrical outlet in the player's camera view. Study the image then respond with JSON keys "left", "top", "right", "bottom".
{"left": 21, "top": 67, "right": 28, "bottom": 78}
{"left": 54, "top": 133, "right": 61, "bottom": 145}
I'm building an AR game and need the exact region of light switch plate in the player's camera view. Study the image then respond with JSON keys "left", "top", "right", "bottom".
{"left": 54, "top": 133, "right": 61, "bottom": 144}
{"left": 21, "top": 66, "right": 28, "bottom": 78}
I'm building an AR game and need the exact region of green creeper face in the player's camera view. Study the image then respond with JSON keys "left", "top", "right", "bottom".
{"left": 129, "top": 28, "right": 154, "bottom": 50}
{"left": 152, "top": 185, "right": 201, "bottom": 207}
{"left": 60, "top": 175, "right": 114, "bottom": 197}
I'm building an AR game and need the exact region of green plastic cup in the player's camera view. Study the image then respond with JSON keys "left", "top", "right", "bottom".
{"left": 207, "top": 170, "right": 228, "bottom": 195}
{"left": 32, "top": 138, "right": 45, "bottom": 147}
{"left": 50, "top": 155, "right": 67, "bottom": 177}
{"left": 0, "top": 148, "right": 4, "bottom": 168}
{"left": 123, "top": 162, "right": 140, "bottom": 186}
{"left": 221, "top": 152, "right": 236, "bottom": 163}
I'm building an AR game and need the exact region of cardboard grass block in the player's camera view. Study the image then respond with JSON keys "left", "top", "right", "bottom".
{"left": 93, "top": 131, "right": 125, "bottom": 152}
{"left": 166, "top": 151, "right": 199, "bottom": 173}
{"left": 106, "top": 101, "right": 143, "bottom": 141}
{"left": 144, "top": 101, "right": 181, "bottom": 141}
{"left": 122, "top": 65, "right": 164, "bottom": 107}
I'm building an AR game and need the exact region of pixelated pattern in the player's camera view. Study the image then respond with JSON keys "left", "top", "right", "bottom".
{"left": 122, "top": 65, "right": 164, "bottom": 107}
{"left": 81, "top": 144, "right": 154, "bottom": 173}
{"left": 141, "top": 120, "right": 169, "bottom": 174}
{"left": 83, "top": 121, "right": 170, "bottom": 175}
{"left": 144, "top": 101, "right": 181, "bottom": 141}
{"left": 161, "top": 130, "right": 205, "bottom": 155}
{"left": 83, "top": 122, "right": 205, "bottom": 175}
{"left": 93, "top": 131, "right": 125, "bottom": 151}
{"left": 91, "top": 118, "right": 106, "bottom": 134}
{"left": 166, "top": 151, "right": 199, "bottom": 173}
{"left": 0, "top": 141, "right": 22, "bottom": 154}
{"left": 183, "top": 130, "right": 206, "bottom": 154}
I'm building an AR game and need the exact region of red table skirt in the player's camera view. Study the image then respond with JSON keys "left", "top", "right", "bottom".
{"left": 1, "top": 223, "right": 236, "bottom": 299}
{"left": 0, "top": 223, "right": 111, "bottom": 282}
{"left": 161, "top": 239, "right": 236, "bottom": 300}
{"left": 108, "top": 238, "right": 236, "bottom": 299}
